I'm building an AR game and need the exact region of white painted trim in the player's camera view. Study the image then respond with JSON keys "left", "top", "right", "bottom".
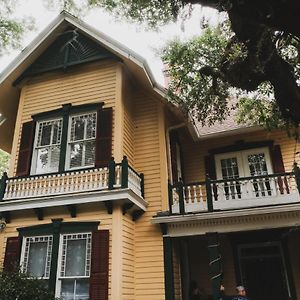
{"left": 156, "top": 209, "right": 300, "bottom": 237}
{"left": 0, "top": 188, "right": 147, "bottom": 212}
{"left": 152, "top": 202, "right": 300, "bottom": 225}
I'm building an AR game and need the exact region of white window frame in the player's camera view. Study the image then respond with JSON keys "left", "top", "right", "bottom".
{"left": 20, "top": 235, "right": 53, "bottom": 279}
{"left": 31, "top": 117, "right": 63, "bottom": 175}
{"left": 65, "top": 111, "right": 97, "bottom": 171}
{"left": 55, "top": 232, "right": 92, "bottom": 299}
{"left": 215, "top": 147, "right": 273, "bottom": 180}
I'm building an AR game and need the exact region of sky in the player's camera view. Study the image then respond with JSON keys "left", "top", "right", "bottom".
{"left": 0, "top": 1, "right": 220, "bottom": 85}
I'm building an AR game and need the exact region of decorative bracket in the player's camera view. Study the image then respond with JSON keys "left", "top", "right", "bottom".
{"left": 104, "top": 201, "right": 113, "bottom": 214}
{"left": 67, "top": 204, "right": 77, "bottom": 218}
{"left": 34, "top": 208, "right": 44, "bottom": 220}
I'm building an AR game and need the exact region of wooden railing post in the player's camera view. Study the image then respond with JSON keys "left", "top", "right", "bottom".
{"left": 0, "top": 172, "right": 8, "bottom": 201}
{"left": 293, "top": 163, "right": 300, "bottom": 194}
{"left": 108, "top": 157, "right": 115, "bottom": 190}
{"left": 178, "top": 179, "right": 185, "bottom": 214}
{"left": 140, "top": 173, "right": 144, "bottom": 198}
{"left": 206, "top": 176, "right": 213, "bottom": 212}
{"left": 121, "top": 156, "right": 129, "bottom": 188}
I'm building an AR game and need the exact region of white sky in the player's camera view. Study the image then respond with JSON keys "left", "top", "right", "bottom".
{"left": 0, "top": 1, "right": 220, "bottom": 85}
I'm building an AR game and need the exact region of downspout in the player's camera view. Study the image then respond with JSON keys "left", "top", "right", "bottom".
{"left": 166, "top": 123, "right": 186, "bottom": 183}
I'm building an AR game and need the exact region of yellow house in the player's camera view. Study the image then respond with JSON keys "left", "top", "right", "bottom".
{"left": 0, "top": 11, "right": 300, "bottom": 300}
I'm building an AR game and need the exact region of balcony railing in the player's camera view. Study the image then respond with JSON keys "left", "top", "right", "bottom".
{"left": 169, "top": 172, "right": 300, "bottom": 214}
{"left": 0, "top": 157, "right": 144, "bottom": 201}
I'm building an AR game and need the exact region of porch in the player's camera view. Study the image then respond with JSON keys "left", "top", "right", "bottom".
{"left": 169, "top": 172, "right": 300, "bottom": 214}
{"left": 167, "top": 228, "right": 300, "bottom": 300}
{"left": 0, "top": 157, "right": 146, "bottom": 221}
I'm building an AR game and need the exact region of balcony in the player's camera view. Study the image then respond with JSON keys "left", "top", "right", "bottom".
{"left": 0, "top": 157, "right": 146, "bottom": 220}
{"left": 169, "top": 172, "right": 300, "bottom": 214}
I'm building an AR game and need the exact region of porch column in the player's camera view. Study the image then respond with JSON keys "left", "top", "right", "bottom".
{"left": 206, "top": 232, "right": 222, "bottom": 300}
{"left": 163, "top": 237, "right": 175, "bottom": 300}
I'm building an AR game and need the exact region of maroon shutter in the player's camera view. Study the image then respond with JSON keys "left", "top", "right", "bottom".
{"left": 3, "top": 236, "right": 22, "bottom": 272}
{"left": 270, "top": 145, "right": 287, "bottom": 194}
{"left": 95, "top": 108, "right": 113, "bottom": 167}
{"left": 204, "top": 154, "right": 216, "bottom": 179}
{"left": 270, "top": 145, "right": 285, "bottom": 173}
{"left": 89, "top": 230, "right": 109, "bottom": 300}
{"left": 16, "top": 121, "right": 36, "bottom": 176}
{"left": 170, "top": 131, "right": 178, "bottom": 183}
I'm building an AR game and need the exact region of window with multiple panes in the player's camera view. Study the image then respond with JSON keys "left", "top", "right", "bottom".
{"left": 32, "top": 119, "right": 63, "bottom": 174}
{"left": 20, "top": 235, "right": 53, "bottom": 279}
{"left": 17, "top": 104, "right": 112, "bottom": 177}
{"left": 67, "top": 112, "right": 97, "bottom": 169}
{"left": 57, "top": 233, "right": 92, "bottom": 300}
{"left": 10, "top": 227, "right": 109, "bottom": 300}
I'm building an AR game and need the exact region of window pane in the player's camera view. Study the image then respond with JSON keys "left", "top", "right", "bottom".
{"left": 248, "top": 153, "right": 268, "bottom": 176}
{"left": 65, "top": 239, "right": 87, "bottom": 276}
{"left": 61, "top": 279, "right": 74, "bottom": 300}
{"left": 70, "top": 143, "right": 83, "bottom": 168}
{"left": 71, "top": 117, "right": 85, "bottom": 141}
{"left": 23, "top": 236, "right": 52, "bottom": 279}
{"left": 61, "top": 279, "right": 89, "bottom": 300}
{"left": 85, "top": 141, "right": 95, "bottom": 166}
{"left": 86, "top": 114, "right": 96, "bottom": 139}
{"left": 36, "top": 146, "right": 60, "bottom": 174}
{"left": 39, "top": 124, "right": 52, "bottom": 146}
{"left": 27, "top": 241, "right": 48, "bottom": 277}
{"left": 221, "top": 157, "right": 240, "bottom": 179}
{"left": 75, "top": 279, "right": 89, "bottom": 300}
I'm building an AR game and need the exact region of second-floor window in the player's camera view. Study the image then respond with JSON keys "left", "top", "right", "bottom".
{"left": 32, "top": 119, "right": 63, "bottom": 174}
{"left": 67, "top": 112, "right": 97, "bottom": 170}
{"left": 15, "top": 104, "right": 113, "bottom": 177}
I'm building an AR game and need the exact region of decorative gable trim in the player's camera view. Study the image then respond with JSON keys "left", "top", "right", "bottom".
{"left": 14, "top": 28, "right": 120, "bottom": 85}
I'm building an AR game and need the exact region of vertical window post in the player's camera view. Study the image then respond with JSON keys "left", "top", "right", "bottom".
{"left": 59, "top": 105, "right": 71, "bottom": 173}
{"left": 178, "top": 179, "right": 185, "bottom": 214}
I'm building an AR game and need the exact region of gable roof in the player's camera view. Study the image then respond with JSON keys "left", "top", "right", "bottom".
{"left": 0, "top": 11, "right": 172, "bottom": 152}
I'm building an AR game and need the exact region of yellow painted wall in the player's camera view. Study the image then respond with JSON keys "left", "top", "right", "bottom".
{"left": 181, "top": 129, "right": 297, "bottom": 184}
{"left": 10, "top": 60, "right": 119, "bottom": 176}
{"left": 131, "top": 88, "right": 168, "bottom": 300}
{"left": 0, "top": 204, "right": 113, "bottom": 298}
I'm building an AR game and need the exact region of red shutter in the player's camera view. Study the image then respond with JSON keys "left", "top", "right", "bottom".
{"left": 204, "top": 155, "right": 216, "bottom": 179}
{"left": 16, "top": 121, "right": 36, "bottom": 176}
{"left": 270, "top": 145, "right": 288, "bottom": 194}
{"left": 270, "top": 145, "right": 285, "bottom": 173}
{"left": 3, "top": 236, "right": 22, "bottom": 272}
{"left": 89, "top": 230, "right": 109, "bottom": 300}
{"left": 170, "top": 131, "right": 179, "bottom": 183}
{"left": 95, "top": 108, "right": 113, "bottom": 167}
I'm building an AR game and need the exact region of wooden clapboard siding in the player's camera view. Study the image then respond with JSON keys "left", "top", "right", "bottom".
{"left": 123, "top": 92, "right": 135, "bottom": 166}
{"left": 182, "top": 129, "right": 298, "bottom": 184}
{"left": 10, "top": 61, "right": 118, "bottom": 176}
{"left": 122, "top": 213, "right": 135, "bottom": 300}
{"left": 132, "top": 88, "right": 167, "bottom": 299}
{"left": 0, "top": 205, "right": 113, "bottom": 292}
